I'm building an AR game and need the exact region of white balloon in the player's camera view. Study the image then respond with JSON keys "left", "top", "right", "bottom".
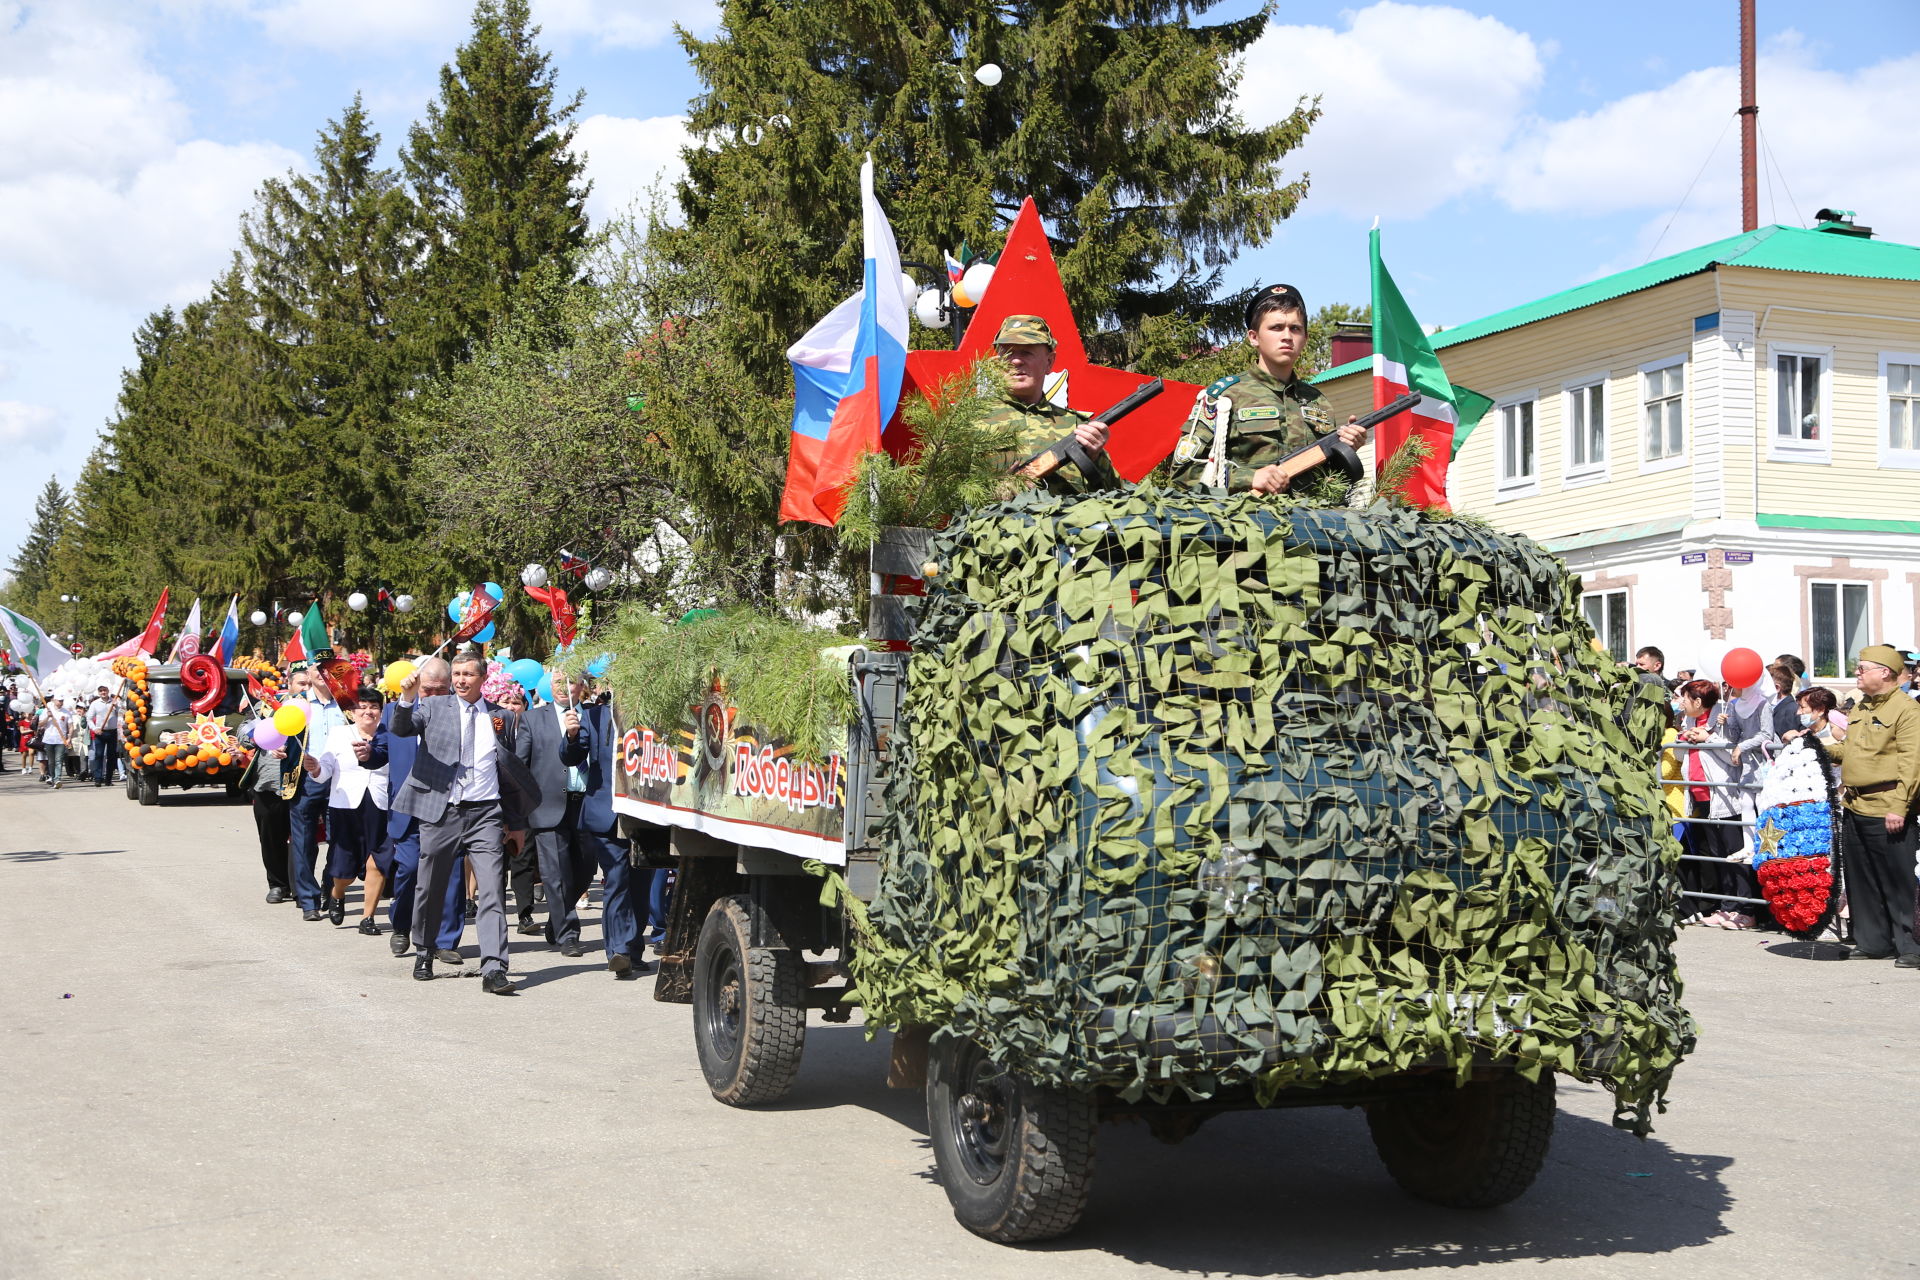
{"left": 520, "top": 563, "right": 550, "bottom": 588}
{"left": 249, "top": 610, "right": 268, "bottom": 626}
{"left": 347, "top": 592, "right": 369, "bottom": 612}
{"left": 583, "top": 567, "right": 614, "bottom": 592}
{"left": 286, "top": 611, "right": 303, "bottom": 625}
{"left": 960, "top": 261, "right": 995, "bottom": 304}
{"left": 9, "top": 698, "right": 28, "bottom": 714}
{"left": 974, "top": 63, "right": 1003, "bottom": 87}
{"left": 394, "top": 594, "right": 416, "bottom": 614}
{"left": 914, "top": 287, "right": 948, "bottom": 328}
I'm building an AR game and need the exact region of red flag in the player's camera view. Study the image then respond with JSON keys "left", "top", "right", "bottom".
{"left": 280, "top": 630, "right": 305, "bottom": 665}
{"left": 450, "top": 584, "right": 498, "bottom": 644}
{"left": 525, "top": 585, "right": 577, "bottom": 647}
{"left": 97, "top": 587, "right": 172, "bottom": 660}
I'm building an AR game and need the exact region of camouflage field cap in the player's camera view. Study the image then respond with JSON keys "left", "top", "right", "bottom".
{"left": 993, "top": 315, "right": 1056, "bottom": 348}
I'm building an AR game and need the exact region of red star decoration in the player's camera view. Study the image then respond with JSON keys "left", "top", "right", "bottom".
{"left": 898, "top": 198, "right": 1200, "bottom": 482}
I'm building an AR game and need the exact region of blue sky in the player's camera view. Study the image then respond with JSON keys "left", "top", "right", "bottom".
{"left": 3, "top": 0, "right": 1916, "bottom": 573}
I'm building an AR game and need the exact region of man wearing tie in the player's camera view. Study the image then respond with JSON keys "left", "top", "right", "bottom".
{"left": 390, "top": 652, "right": 529, "bottom": 993}
{"left": 514, "top": 677, "right": 597, "bottom": 958}
{"left": 287, "top": 666, "right": 348, "bottom": 922}
{"left": 365, "top": 657, "right": 468, "bottom": 962}
{"left": 570, "top": 677, "right": 649, "bottom": 978}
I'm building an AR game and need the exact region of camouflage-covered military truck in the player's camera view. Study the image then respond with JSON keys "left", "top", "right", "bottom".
{"left": 620, "top": 490, "right": 1690, "bottom": 1244}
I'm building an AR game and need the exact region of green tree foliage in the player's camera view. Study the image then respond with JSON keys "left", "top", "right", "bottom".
{"left": 404, "top": 0, "right": 590, "bottom": 369}
{"left": 1300, "top": 301, "right": 1371, "bottom": 378}
{"left": 668, "top": 0, "right": 1315, "bottom": 390}
{"left": 6, "top": 477, "right": 72, "bottom": 617}
{"left": 244, "top": 96, "right": 431, "bottom": 595}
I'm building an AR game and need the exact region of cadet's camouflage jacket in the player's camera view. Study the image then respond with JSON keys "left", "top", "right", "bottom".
{"left": 1166, "top": 365, "right": 1335, "bottom": 491}
{"left": 983, "top": 394, "right": 1122, "bottom": 495}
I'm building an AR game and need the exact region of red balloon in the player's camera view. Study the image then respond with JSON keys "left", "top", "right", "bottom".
{"left": 1721, "top": 647, "right": 1764, "bottom": 689}
{"left": 179, "top": 654, "right": 229, "bottom": 715}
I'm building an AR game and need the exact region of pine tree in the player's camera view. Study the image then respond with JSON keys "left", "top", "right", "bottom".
{"left": 404, "top": 0, "right": 591, "bottom": 369}
{"left": 7, "top": 477, "right": 72, "bottom": 614}
{"left": 667, "top": 0, "right": 1316, "bottom": 388}
{"left": 244, "top": 96, "right": 431, "bottom": 597}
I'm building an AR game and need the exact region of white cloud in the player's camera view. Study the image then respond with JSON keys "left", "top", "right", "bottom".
{"left": 0, "top": 402, "right": 61, "bottom": 453}
{"left": 1498, "top": 40, "right": 1920, "bottom": 248}
{"left": 0, "top": 4, "right": 304, "bottom": 306}
{"left": 572, "top": 113, "right": 691, "bottom": 226}
{"left": 247, "top": 0, "right": 716, "bottom": 52}
{"left": 1238, "top": 2, "right": 1544, "bottom": 219}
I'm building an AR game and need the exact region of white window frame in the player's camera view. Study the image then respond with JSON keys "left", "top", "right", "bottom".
{"left": 1637, "top": 354, "right": 1688, "bottom": 475}
{"left": 1561, "top": 374, "right": 1609, "bottom": 486}
{"left": 1581, "top": 588, "right": 1629, "bottom": 661}
{"left": 1494, "top": 394, "right": 1539, "bottom": 500}
{"left": 1878, "top": 350, "right": 1920, "bottom": 470}
{"left": 1807, "top": 579, "right": 1871, "bottom": 680}
{"left": 1768, "top": 343, "right": 1833, "bottom": 463}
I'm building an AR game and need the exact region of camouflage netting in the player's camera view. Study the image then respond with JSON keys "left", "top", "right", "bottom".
{"left": 825, "top": 488, "right": 1692, "bottom": 1134}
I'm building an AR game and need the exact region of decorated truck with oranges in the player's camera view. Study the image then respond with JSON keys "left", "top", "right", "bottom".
{"left": 114, "top": 655, "right": 278, "bottom": 805}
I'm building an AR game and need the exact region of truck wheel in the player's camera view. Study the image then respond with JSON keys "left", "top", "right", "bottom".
{"left": 125, "top": 770, "right": 139, "bottom": 800}
{"left": 137, "top": 773, "right": 160, "bottom": 807}
{"left": 692, "top": 894, "right": 805, "bottom": 1106}
{"left": 926, "top": 1033, "right": 1096, "bottom": 1243}
{"left": 1365, "top": 1072, "right": 1556, "bottom": 1208}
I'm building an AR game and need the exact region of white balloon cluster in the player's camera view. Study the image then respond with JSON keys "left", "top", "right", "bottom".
{"left": 40, "top": 657, "right": 116, "bottom": 703}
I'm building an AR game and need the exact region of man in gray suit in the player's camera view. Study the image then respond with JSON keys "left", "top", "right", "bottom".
{"left": 390, "top": 651, "right": 530, "bottom": 993}
{"left": 513, "top": 683, "right": 597, "bottom": 957}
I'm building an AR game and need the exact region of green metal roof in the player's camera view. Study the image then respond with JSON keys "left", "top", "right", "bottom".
{"left": 1313, "top": 223, "right": 1920, "bottom": 384}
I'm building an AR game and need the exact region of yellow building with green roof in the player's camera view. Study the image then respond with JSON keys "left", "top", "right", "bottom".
{"left": 1313, "top": 212, "right": 1920, "bottom": 688}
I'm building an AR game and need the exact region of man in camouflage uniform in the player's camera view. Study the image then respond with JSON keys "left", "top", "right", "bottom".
{"left": 1168, "top": 284, "right": 1366, "bottom": 492}
{"left": 984, "top": 315, "right": 1121, "bottom": 495}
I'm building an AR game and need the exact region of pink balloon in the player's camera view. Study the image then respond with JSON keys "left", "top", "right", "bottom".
{"left": 253, "top": 723, "right": 287, "bottom": 752}
{"left": 1721, "top": 647, "right": 1764, "bottom": 689}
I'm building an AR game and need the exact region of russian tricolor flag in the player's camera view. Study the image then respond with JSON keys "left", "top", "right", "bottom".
{"left": 780, "top": 154, "right": 908, "bottom": 525}
{"left": 209, "top": 595, "right": 241, "bottom": 665}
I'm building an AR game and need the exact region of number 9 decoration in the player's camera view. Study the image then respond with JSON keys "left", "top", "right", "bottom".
{"left": 179, "top": 654, "right": 229, "bottom": 716}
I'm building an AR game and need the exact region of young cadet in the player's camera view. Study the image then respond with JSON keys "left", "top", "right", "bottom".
{"left": 1168, "top": 284, "right": 1367, "bottom": 492}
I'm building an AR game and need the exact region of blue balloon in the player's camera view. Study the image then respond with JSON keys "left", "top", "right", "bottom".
{"left": 585, "top": 652, "right": 613, "bottom": 678}
{"left": 535, "top": 674, "right": 554, "bottom": 704}
{"left": 447, "top": 595, "right": 466, "bottom": 623}
{"left": 481, "top": 581, "right": 504, "bottom": 602}
{"left": 508, "top": 658, "right": 544, "bottom": 690}
{"left": 472, "top": 622, "right": 496, "bottom": 644}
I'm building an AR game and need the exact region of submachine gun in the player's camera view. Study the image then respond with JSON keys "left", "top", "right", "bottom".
{"left": 1013, "top": 378, "right": 1166, "bottom": 481}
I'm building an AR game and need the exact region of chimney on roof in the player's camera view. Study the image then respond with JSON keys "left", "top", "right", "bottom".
{"left": 1739, "top": 0, "right": 1758, "bottom": 233}
{"left": 1813, "top": 208, "right": 1873, "bottom": 238}
{"left": 1329, "top": 321, "right": 1372, "bottom": 369}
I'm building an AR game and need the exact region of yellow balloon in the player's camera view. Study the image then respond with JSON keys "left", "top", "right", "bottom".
{"left": 273, "top": 704, "right": 308, "bottom": 737}
{"left": 379, "top": 659, "right": 416, "bottom": 697}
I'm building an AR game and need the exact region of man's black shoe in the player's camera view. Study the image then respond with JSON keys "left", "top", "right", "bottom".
{"left": 516, "top": 916, "right": 541, "bottom": 936}
{"left": 302, "top": 908, "right": 322, "bottom": 921}
{"left": 561, "top": 940, "right": 585, "bottom": 958}
{"left": 482, "top": 970, "right": 514, "bottom": 995}
{"left": 266, "top": 887, "right": 289, "bottom": 904}
{"left": 434, "top": 948, "right": 464, "bottom": 965}
{"left": 390, "top": 931, "right": 411, "bottom": 957}
{"left": 1894, "top": 954, "right": 1920, "bottom": 969}
{"left": 608, "top": 953, "right": 633, "bottom": 976}
{"left": 413, "top": 954, "right": 434, "bottom": 981}
{"left": 327, "top": 897, "right": 346, "bottom": 926}
{"left": 463, "top": 898, "right": 477, "bottom": 921}
{"left": 1854, "top": 951, "right": 1894, "bottom": 960}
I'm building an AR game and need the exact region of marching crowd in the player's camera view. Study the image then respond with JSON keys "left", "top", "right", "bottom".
{"left": 1, "top": 681, "right": 125, "bottom": 789}
{"left": 4, "top": 653, "right": 666, "bottom": 997}
{"left": 1634, "top": 643, "right": 1920, "bottom": 966}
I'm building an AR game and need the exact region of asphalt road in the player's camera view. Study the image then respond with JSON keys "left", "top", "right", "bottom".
{"left": 2, "top": 766, "right": 1916, "bottom": 1280}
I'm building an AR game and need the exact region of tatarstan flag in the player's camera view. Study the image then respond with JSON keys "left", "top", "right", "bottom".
{"left": 1369, "top": 228, "right": 1492, "bottom": 508}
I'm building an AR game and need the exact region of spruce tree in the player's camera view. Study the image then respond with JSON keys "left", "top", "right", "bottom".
{"left": 7, "top": 477, "right": 72, "bottom": 614}
{"left": 667, "top": 0, "right": 1317, "bottom": 388}
{"left": 244, "top": 96, "right": 430, "bottom": 596}
{"left": 404, "top": 0, "right": 591, "bottom": 369}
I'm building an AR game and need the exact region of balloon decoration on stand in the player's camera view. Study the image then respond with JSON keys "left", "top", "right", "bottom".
{"left": 1720, "top": 647, "right": 1764, "bottom": 689}
{"left": 116, "top": 653, "right": 257, "bottom": 787}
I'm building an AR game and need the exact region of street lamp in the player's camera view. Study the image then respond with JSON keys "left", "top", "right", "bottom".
{"left": 59, "top": 593, "right": 81, "bottom": 650}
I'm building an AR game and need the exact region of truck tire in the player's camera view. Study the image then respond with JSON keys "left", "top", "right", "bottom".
{"left": 926, "top": 1033, "right": 1096, "bottom": 1243}
{"left": 692, "top": 894, "right": 805, "bottom": 1106}
{"left": 137, "top": 772, "right": 160, "bottom": 807}
{"left": 1365, "top": 1072, "right": 1555, "bottom": 1208}
{"left": 125, "top": 769, "right": 139, "bottom": 801}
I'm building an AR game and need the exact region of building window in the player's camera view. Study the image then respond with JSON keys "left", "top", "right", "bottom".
{"left": 1771, "top": 347, "right": 1831, "bottom": 460}
{"left": 1884, "top": 354, "right": 1920, "bottom": 467}
{"left": 1641, "top": 360, "right": 1684, "bottom": 463}
{"left": 1496, "top": 398, "right": 1536, "bottom": 495}
{"left": 1565, "top": 380, "right": 1606, "bottom": 480}
{"left": 1582, "top": 589, "right": 1628, "bottom": 660}
{"left": 1809, "top": 581, "right": 1869, "bottom": 679}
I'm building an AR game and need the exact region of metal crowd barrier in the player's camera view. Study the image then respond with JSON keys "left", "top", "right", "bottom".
{"left": 1660, "top": 740, "right": 1769, "bottom": 909}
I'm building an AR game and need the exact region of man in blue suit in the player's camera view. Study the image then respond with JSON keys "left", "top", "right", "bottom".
{"left": 513, "top": 680, "right": 597, "bottom": 957}
{"left": 366, "top": 656, "right": 467, "bottom": 960}
{"left": 286, "top": 665, "right": 348, "bottom": 921}
{"left": 570, "top": 677, "right": 649, "bottom": 978}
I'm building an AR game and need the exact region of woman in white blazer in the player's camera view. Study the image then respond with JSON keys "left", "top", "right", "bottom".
{"left": 303, "top": 687, "right": 391, "bottom": 930}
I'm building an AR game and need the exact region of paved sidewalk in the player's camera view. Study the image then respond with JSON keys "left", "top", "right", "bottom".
{"left": 1, "top": 769, "right": 1915, "bottom": 1279}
